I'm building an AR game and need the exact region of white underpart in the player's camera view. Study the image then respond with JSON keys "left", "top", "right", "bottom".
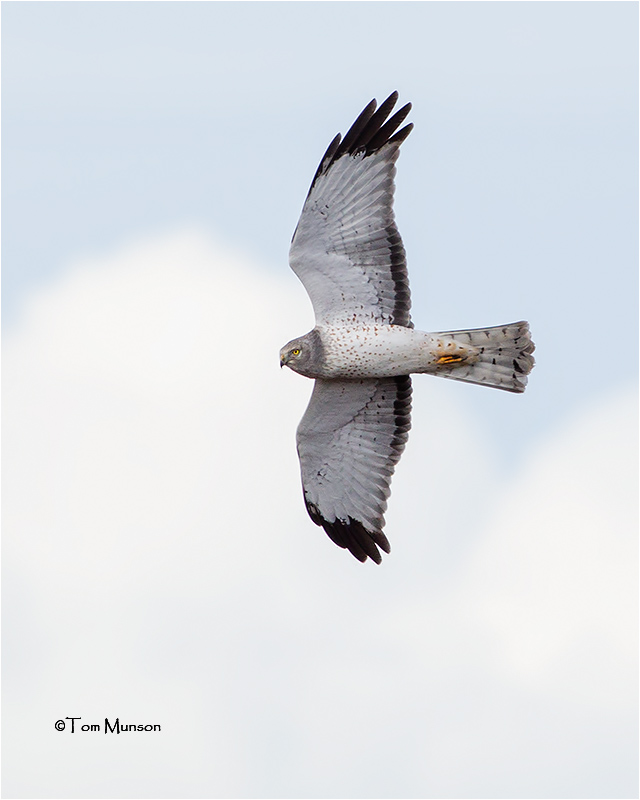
{"left": 317, "top": 324, "right": 465, "bottom": 378}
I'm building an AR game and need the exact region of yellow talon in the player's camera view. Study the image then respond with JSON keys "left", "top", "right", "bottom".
{"left": 437, "top": 355, "right": 464, "bottom": 365}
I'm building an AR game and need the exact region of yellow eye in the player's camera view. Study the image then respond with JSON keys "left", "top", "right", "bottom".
{"left": 292, "top": 348, "right": 300, "bottom": 356}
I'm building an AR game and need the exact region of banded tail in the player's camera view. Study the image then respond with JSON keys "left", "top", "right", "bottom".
{"left": 430, "top": 321, "right": 535, "bottom": 393}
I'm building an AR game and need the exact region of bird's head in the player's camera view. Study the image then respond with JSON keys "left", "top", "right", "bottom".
{"left": 279, "top": 330, "right": 324, "bottom": 378}
{"left": 279, "top": 337, "right": 306, "bottom": 372}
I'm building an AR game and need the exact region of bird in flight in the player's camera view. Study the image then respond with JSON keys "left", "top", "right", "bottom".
{"left": 280, "top": 92, "right": 534, "bottom": 564}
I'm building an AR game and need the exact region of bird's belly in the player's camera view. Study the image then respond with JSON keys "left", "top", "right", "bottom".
{"left": 318, "top": 325, "right": 440, "bottom": 378}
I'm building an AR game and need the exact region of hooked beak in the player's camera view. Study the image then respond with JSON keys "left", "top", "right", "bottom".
{"left": 280, "top": 354, "right": 287, "bottom": 368}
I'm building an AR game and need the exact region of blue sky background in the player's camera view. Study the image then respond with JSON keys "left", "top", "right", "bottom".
{"left": 3, "top": 2, "right": 638, "bottom": 798}
{"left": 3, "top": 1, "right": 638, "bottom": 466}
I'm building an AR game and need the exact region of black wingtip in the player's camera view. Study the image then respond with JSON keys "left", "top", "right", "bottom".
{"left": 306, "top": 503, "right": 390, "bottom": 564}
{"left": 306, "top": 93, "right": 413, "bottom": 196}
{"left": 342, "top": 94, "right": 413, "bottom": 158}
{"left": 366, "top": 103, "right": 412, "bottom": 151}
{"left": 389, "top": 121, "right": 414, "bottom": 146}
{"left": 335, "top": 97, "right": 378, "bottom": 159}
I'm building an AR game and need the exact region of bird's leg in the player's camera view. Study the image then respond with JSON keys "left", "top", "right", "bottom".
{"left": 433, "top": 338, "right": 475, "bottom": 367}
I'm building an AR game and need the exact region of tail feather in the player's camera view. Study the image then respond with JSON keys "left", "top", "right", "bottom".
{"left": 432, "top": 321, "right": 535, "bottom": 393}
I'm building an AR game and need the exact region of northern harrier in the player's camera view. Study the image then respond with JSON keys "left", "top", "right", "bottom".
{"left": 280, "top": 92, "right": 534, "bottom": 564}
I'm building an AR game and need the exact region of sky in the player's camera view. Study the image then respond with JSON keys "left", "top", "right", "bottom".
{"left": 2, "top": 2, "right": 638, "bottom": 798}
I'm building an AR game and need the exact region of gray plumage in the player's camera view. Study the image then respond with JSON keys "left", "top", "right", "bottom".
{"left": 281, "top": 93, "right": 535, "bottom": 564}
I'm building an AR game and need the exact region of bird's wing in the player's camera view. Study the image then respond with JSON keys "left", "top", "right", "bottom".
{"left": 296, "top": 375, "right": 412, "bottom": 564}
{"left": 289, "top": 92, "right": 414, "bottom": 328}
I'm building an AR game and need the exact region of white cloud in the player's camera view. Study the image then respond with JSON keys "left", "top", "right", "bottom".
{"left": 3, "top": 229, "right": 637, "bottom": 798}
{"left": 469, "top": 390, "right": 637, "bottom": 710}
